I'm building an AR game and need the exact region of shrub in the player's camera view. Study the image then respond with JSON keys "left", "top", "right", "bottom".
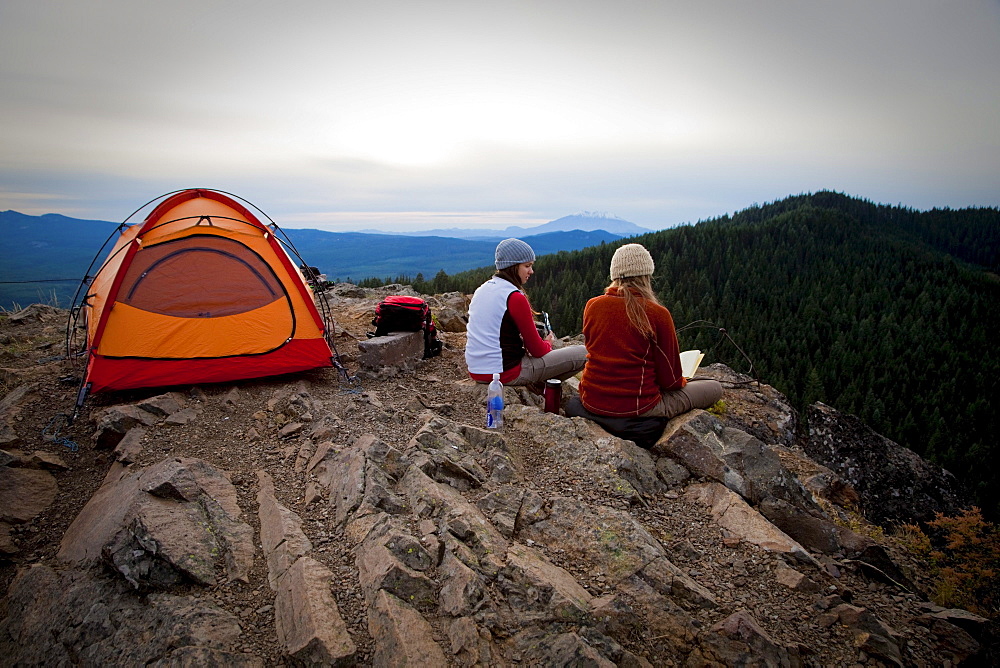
{"left": 899, "top": 508, "right": 1000, "bottom": 617}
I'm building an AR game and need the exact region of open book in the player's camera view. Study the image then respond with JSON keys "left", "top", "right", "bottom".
{"left": 679, "top": 349, "right": 704, "bottom": 379}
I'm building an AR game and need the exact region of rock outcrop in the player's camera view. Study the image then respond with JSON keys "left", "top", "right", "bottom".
{"left": 805, "top": 402, "right": 970, "bottom": 525}
{"left": 0, "top": 295, "right": 991, "bottom": 665}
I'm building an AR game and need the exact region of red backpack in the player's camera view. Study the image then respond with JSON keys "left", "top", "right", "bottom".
{"left": 369, "top": 295, "right": 443, "bottom": 359}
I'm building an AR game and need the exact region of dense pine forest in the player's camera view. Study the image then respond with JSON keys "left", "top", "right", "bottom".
{"left": 368, "top": 192, "right": 1000, "bottom": 519}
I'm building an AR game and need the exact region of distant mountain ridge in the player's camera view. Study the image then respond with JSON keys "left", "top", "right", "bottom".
{"left": 390, "top": 212, "right": 650, "bottom": 239}
{"left": 0, "top": 210, "right": 623, "bottom": 310}
{"left": 283, "top": 227, "right": 622, "bottom": 282}
{"left": 0, "top": 211, "right": 122, "bottom": 310}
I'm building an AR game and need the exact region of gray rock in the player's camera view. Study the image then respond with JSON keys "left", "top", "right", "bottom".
{"left": 653, "top": 411, "right": 741, "bottom": 487}
{"left": 500, "top": 542, "right": 593, "bottom": 622}
{"left": 921, "top": 607, "right": 990, "bottom": 639}
{"left": 655, "top": 411, "right": 814, "bottom": 510}
{"left": 693, "top": 609, "right": 798, "bottom": 668}
{"left": 0, "top": 565, "right": 251, "bottom": 666}
{"left": 448, "top": 615, "right": 498, "bottom": 666}
{"left": 916, "top": 615, "right": 983, "bottom": 664}
{"left": 367, "top": 590, "right": 448, "bottom": 666}
{"left": 58, "top": 457, "right": 255, "bottom": 589}
{"left": 257, "top": 470, "right": 313, "bottom": 589}
{"left": 596, "top": 579, "right": 701, "bottom": 657}
{"left": 0, "top": 423, "right": 20, "bottom": 448}
{"left": 758, "top": 496, "right": 873, "bottom": 557}
{"left": 112, "top": 426, "right": 145, "bottom": 464}
{"left": 0, "top": 382, "right": 38, "bottom": 448}
{"left": 398, "top": 465, "right": 510, "bottom": 577}
{"left": 328, "top": 445, "right": 369, "bottom": 527}
{"left": 7, "top": 303, "right": 63, "bottom": 324}
{"left": 829, "top": 602, "right": 897, "bottom": 639}
{"left": 0, "top": 466, "right": 57, "bottom": 524}
{"left": 137, "top": 391, "right": 187, "bottom": 418}
{"left": 519, "top": 497, "right": 684, "bottom": 594}
{"left": 327, "top": 435, "right": 409, "bottom": 528}
{"left": 685, "top": 482, "right": 819, "bottom": 567}
{"left": 93, "top": 403, "right": 161, "bottom": 449}
{"left": 278, "top": 421, "right": 305, "bottom": 438}
{"left": 425, "top": 293, "right": 470, "bottom": 333}
{"left": 432, "top": 306, "right": 468, "bottom": 333}
{"left": 357, "top": 330, "right": 424, "bottom": 374}
{"left": 508, "top": 407, "right": 664, "bottom": 501}
{"left": 805, "top": 402, "right": 971, "bottom": 525}
{"left": 222, "top": 386, "right": 242, "bottom": 409}
{"left": 407, "top": 416, "right": 490, "bottom": 492}
{"left": 512, "top": 629, "right": 616, "bottom": 667}
{"left": 639, "top": 556, "right": 718, "bottom": 610}
{"left": 0, "top": 521, "right": 15, "bottom": 555}
{"left": 699, "top": 364, "right": 800, "bottom": 448}
{"left": 439, "top": 550, "right": 485, "bottom": 616}
{"left": 331, "top": 283, "right": 368, "bottom": 298}
{"left": 164, "top": 406, "right": 200, "bottom": 426}
{"left": 476, "top": 484, "right": 524, "bottom": 538}
{"left": 274, "top": 557, "right": 357, "bottom": 666}
{"left": 775, "top": 444, "right": 861, "bottom": 508}
{"left": 655, "top": 456, "right": 691, "bottom": 489}
{"left": 356, "top": 526, "right": 439, "bottom": 612}
{"left": 775, "top": 565, "right": 821, "bottom": 593}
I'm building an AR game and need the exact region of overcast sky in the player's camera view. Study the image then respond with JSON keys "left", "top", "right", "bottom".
{"left": 1, "top": 0, "right": 998, "bottom": 232}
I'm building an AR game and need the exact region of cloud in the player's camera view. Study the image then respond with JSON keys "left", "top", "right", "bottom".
{"left": 1, "top": 1, "right": 998, "bottom": 228}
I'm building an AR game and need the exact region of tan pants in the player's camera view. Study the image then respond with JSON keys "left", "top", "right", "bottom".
{"left": 641, "top": 378, "right": 724, "bottom": 419}
{"left": 510, "top": 345, "right": 588, "bottom": 386}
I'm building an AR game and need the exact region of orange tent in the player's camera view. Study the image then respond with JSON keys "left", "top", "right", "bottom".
{"left": 77, "top": 189, "right": 334, "bottom": 394}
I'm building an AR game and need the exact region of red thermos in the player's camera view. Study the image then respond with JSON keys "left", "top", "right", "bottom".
{"left": 543, "top": 379, "right": 562, "bottom": 414}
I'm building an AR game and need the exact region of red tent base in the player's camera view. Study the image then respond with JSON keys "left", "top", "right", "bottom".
{"left": 85, "top": 338, "right": 334, "bottom": 394}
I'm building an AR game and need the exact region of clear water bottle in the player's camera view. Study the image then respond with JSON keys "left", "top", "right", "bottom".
{"left": 486, "top": 373, "right": 504, "bottom": 429}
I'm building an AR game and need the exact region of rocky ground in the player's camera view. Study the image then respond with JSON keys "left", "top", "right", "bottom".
{"left": 0, "top": 288, "right": 995, "bottom": 666}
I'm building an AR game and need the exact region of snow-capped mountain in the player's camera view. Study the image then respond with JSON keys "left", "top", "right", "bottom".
{"left": 393, "top": 212, "right": 649, "bottom": 239}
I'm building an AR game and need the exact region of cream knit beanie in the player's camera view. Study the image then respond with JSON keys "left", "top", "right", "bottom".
{"left": 609, "top": 243, "right": 655, "bottom": 280}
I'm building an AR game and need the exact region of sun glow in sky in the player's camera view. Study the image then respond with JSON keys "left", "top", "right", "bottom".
{"left": 1, "top": 0, "right": 998, "bottom": 231}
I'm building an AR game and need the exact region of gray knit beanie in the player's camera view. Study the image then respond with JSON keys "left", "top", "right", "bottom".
{"left": 610, "top": 243, "right": 655, "bottom": 280}
{"left": 495, "top": 238, "right": 536, "bottom": 269}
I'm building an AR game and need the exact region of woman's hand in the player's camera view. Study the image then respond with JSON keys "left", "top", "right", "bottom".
{"left": 545, "top": 331, "right": 556, "bottom": 343}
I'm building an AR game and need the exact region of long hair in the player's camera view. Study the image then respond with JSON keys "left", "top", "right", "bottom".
{"left": 495, "top": 265, "right": 524, "bottom": 290}
{"left": 495, "top": 264, "right": 537, "bottom": 312}
{"left": 609, "top": 274, "right": 661, "bottom": 339}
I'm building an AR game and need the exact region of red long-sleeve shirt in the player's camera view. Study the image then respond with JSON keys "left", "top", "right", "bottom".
{"left": 468, "top": 290, "right": 552, "bottom": 383}
{"left": 579, "top": 287, "right": 686, "bottom": 416}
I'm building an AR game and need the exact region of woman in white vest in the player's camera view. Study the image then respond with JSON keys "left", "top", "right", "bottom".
{"left": 466, "top": 238, "right": 587, "bottom": 385}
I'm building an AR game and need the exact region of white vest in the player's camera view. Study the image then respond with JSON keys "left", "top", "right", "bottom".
{"left": 465, "top": 277, "right": 519, "bottom": 374}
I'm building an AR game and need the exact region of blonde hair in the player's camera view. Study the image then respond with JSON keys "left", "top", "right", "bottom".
{"left": 609, "top": 274, "right": 661, "bottom": 339}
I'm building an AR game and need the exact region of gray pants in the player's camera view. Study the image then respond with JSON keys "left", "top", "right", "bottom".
{"left": 642, "top": 378, "right": 724, "bottom": 419}
{"left": 510, "top": 345, "right": 588, "bottom": 386}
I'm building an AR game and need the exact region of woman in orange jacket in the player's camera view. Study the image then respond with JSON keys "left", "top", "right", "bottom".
{"left": 578, "top": 243, "right": 722, "bottom": 419}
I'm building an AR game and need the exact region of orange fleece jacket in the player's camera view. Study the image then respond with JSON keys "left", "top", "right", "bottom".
{"left": 579, "top": 287, "right": 686, "bottom": 416}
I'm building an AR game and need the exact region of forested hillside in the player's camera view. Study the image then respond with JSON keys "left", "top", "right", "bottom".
{"left": 421, "top": 192, "right": 1000, "bottom": 518}
{"left": 0, "top": 211, "right": 120, "bottom": 309}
